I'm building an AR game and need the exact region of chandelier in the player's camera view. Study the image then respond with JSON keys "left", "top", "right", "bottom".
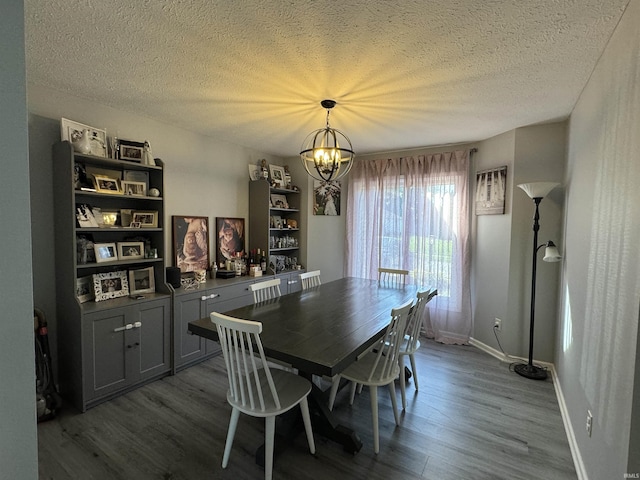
{"left": 299, "top": 99, "right": 355, "bottom": 182}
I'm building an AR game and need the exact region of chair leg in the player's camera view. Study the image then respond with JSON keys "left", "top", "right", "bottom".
{"left": 265, "top": 416, "right": 275, "bottom": 480}
{"left": 299, "top": 397, "right": 316, "bottom": 454}
{"left": 328, "top": 376, "right": 340, "bottom": 411}
{"left": 222, "top": 408, "right": 240, "bottom": 468}
{"left": 370, "top": 386, "right": 379, "bottom": 454}
{"left": 387, "top": 382, "right": 400, "bottom": 426}
{"left": 409, "top": 353, "right": 419, "bottom": 391}
{"left": 399, "top": 357, "right": 407, "bottom": 410}
{"left": 349, "top": 381, "right": 357, "bottom": 405}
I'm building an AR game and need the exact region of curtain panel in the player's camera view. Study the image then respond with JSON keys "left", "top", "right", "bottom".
{"left": 346, "top": 151, "right": 472, "bottom": 344}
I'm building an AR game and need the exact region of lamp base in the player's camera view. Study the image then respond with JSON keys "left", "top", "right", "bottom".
{"left": 514, "top": 363, "right": 547, "bottom": 380}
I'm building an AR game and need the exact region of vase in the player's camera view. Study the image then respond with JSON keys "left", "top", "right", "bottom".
{"left": 72, "top": 129, "right": 92, "bottom": 154}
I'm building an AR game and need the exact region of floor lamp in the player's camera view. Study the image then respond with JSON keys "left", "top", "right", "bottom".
{"left": 515, "top": 182, "right": 562, "bottom": 380}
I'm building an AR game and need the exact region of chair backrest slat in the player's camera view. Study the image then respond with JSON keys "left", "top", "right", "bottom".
{"left": 249, "top": 278, "right": 282, "bottom": 303}
{"left": 404, "top": 288, "right": 437, "bottom": 351}
{"left": 378, "top": 267, "right": 409, "bottom": 286}
{"left": 367, "top": 299, "right": 413, "bottom": 382}
{"left": 300, "top": 270, "right": 322, "bottom": 290}
{"left": 211, "top": 312, "right": 281, "bottom": 412}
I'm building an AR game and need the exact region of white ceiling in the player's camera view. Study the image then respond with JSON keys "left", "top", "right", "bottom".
{"left": 25, "top": 0, "right": 629, "bottom": 157}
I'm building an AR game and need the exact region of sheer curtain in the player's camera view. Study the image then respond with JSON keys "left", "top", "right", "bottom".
{"left": 345, "top": 150, "right": 471, "bottom": 344}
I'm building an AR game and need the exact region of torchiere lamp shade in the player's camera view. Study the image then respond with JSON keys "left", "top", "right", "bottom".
{"left": 517, "top": 182, "right": 560, "bottom": 199}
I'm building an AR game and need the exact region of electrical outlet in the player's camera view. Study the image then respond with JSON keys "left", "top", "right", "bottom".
{"left": 586, "top": 410, "right": 593, "bottom": 437}
{"left": 493, "top": 318, "right": 502, "bottom": 331}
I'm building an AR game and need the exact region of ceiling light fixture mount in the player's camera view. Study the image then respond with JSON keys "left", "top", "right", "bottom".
{"left": 300, "top": 99, "right": 355, "bottom": 182}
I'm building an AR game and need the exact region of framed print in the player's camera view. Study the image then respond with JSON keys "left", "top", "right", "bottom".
{"left": 60, "top": 118, "right": 107, "bottom": 158}
{"left": 75, "top": 276, "right": 94, "bottom": 303}
{"left": 313, "top": 180, "right": 341, "bottom": 216}
{"left": 475, "top": 166, "right": 507, "bottom": 215}
{"left": 121, "top": 180, "right": 146, "bottom": 196}
{"left": 172, "top": 216, "right": 209, "bottom": 273}
{"left": 94, "top": 174, "right": 121, "bottom": 194}
{"left": 216, "top": 217, "right": 245, "bottom": 266}
{"left": 270, "top": 194, "right": 288, "bottom": 209}
{"left": 119, "top": 139, "right": 145, "bottom": 162}
{"left": 269, "top": 165, "right": 285, "bottom": 187}
{"left": 117, "top": 241, "right": 145, "bottom": 260}
{"left": 123, "top": 169, "right": 149, "bottom": 192}
{"left": 92, "top": 271, "right": 129, "bottom": 302}
{"left": 94, "top": 243, "right": 118, "bottom": 263}
{"left": 129, "top": 267, "right": 155, "bottom": 294}
{"left": 131, "top": 211, "right": 158, "bottom": 227}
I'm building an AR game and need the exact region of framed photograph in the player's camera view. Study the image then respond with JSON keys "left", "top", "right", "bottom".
{"left": 60, "top": 118, "right": 107, "bottom": 158}
{"left": 123, "top": 170, "right": 149, "bottom": 192}
{"left": 92, "top": 271, "right": 129, "bottom": 302}
{"left": 270, "top": 194, "right": 288, "bottom": 209}
{"left": 129, "top": 221, "right": 141, "bottom": 228}
{"left": 76, "top": 204, "right": 99, "bottom": 228}
{"left": 94, "top": 243, "right": 118, "bottom": 263}
{"left": 216, "top": 217, "right": 245, "bottom": 267}
{"left": 101, "top": 210, "right": 119, "bottom": 226}
{"left": 117, "top": 241, "right": 145, "bottom": 260}
{"left": 94, "top": 174, "right": 121, "bottom": 194}
{"left": 172, "top": 216, "right": 210, "bottom": 273}
{"left": 119, "top": 139, "right": 145, "bottom": 162}
{"left": 75, "top": 276, "right": 95, "bottom": 303}
{"left": 129, "top": 267, "right": 155, "bottom": 294}
{"left": 269, "top": 165, "right": 285, "bottom": 187}
{"left": 475, "top": 166, "right": 507, "bottom": 215}
{"left": 132, "top": 211, "right": 158, "bottom": 227}
{"left": 313, "top": 180, "right": 341, "bottom": 216}
{"left": 248, "top": 164, "right": 261, "bottom": 181}
{"left": 121, "top": 180, "right": 146, "bottom": 196}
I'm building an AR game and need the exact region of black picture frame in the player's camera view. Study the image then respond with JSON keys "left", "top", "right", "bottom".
{"left": 172, "top": 216, "right": 210, "bottom": 273}
{"left": 119, "top": 139, "right": 145, "bottom": 162}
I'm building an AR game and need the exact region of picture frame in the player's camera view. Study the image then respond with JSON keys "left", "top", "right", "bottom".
{"left": 248, "top": 164, "right": 261, "bottom": 181}
{"left": 131, "top": 211, "right": 158, "bottom": 227}
{"left": 128, "top": 266, "right": 155, "bottom": 294}
{"left": 100, "top": 210, "right": 119, "bottom": 226}
{"left": 75, "top": 276, "right": 95, "bottom": 303}
{"left": 94, "top": 243, "right": 118, "bottom": 263}
{"left": 216, "top": 217, "right": 245, "bottom": 267}
{"left": 475, "top": 166, "right": 507, "bottom": 215}
{"left": 60, "top": 118, "right": 107, "bottom": 158}
{"left": 76, "top": 204, "right": 99, "bottom": 228}
{"left": 92, "top": 270, "right": 129, "bottom": 302}
{"left": 270, "top": 194, "right": 288, "bottom": 209}
{"left": 117, "top": 241, "right": 145, "bottom": 260}
{"left": 121, "top": 180, "right": 147, "bottom": 196}
{"left": 129, "top": 221, "right": 141, "bottom": 228}
{"left": 172, "top": 216, "right": 210, "bottom": 273}
{"left": 123, "top": 170, "right": 149, "bottom": 192}
{"left": 269, "top": 165, "right": 285, "bottom": 187}
{"left": 119, "top": 139, "right": 145, "bottom": 162}
{"left": 313, "top": 180, "right": 341, "bottom": 216}
{"left": 93, "top": 174, "right": 121, "bottom": 194}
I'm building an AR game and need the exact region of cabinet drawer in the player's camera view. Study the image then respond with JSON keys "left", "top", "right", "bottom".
{"left": 200, "top": 281, "right": 252, "bottom": 303}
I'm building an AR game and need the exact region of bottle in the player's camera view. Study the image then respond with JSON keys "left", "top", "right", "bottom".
{"left": 260, "top": 248, "right": 267, "bottom": 273}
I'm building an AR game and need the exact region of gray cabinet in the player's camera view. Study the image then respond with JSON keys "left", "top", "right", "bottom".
{"left": 52, "top": 140, "right": 171, "bottom": 411}
{"left": 172, "top": 277, "right": 254, "bottom": 371}
{"left": 277, "top": 271, "right": 303, "bottom": 294}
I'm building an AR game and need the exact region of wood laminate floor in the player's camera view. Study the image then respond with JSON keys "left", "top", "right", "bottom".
{"left": 38, "top": 340, "right": 577, "bottom": 479}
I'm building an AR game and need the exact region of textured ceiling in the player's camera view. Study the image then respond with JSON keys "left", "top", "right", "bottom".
{"left": 25, "top": 0, "right": 628, "bottom": 156}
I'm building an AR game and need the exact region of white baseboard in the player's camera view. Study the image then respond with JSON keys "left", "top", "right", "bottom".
{"left": 468, "top": 337, "right": 588, "bottom": 480}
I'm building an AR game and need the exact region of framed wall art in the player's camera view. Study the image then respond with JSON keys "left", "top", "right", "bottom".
{"left": 216, "top": 217, "right": 245, "bottom": 266}
{"left": 475, "top": 166, "right": 507, "bottom": 215}
{"left": 131, "top": 211, "right": 158, "bottom": 227}
{"left": 172, "top": 216, "right": 210, "bottom": 273}
{"left": 94, "top": 243, "right": 118, "bottom": 263}
{"left": 92, "top": 270, "right": 129, "bottom": 302}
{"left": 129, "top": 267, "right": 155, "bottom": 294}
{"left": 313, "top": 180, "right": 341, "bottom": 216}
{"left": 117, "top": 241, "right": 145, "bottom": 260}
{"left": 60, "top": 118, "right": 107, "bottom": 158}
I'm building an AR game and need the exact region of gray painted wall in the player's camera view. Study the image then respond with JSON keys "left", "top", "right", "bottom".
{"left": 558, "top": 1, "right": 640, "bottom": 477}
{"left": 0, "top": 0, "right": 38, "bottom": 477}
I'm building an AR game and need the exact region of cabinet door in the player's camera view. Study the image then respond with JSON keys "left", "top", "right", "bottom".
{"left": 83, "top": 308, "right": 128, "bottom": 403}
{"left": 202, "top": 283, "right": 253, "bottom": 355}
{"left": 278, "top": 272, "right": 302, "bottom": 294}
{"left": 132, "top": 298, "right": 171, "bottom": 382}
{"left": 174, "top": 290, "right": 208, "bottom": 369}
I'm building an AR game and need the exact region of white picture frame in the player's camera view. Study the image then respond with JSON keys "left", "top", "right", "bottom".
{"left": 270, "top": 194, "right": 288, "bottom": 209}
{"left": 92, "top": 271, "right": 129, "bottom": 302}
{"left": 269, "top": 165, "right": 285, "bottom": 187}
{"left": 123, "top": 170, "right": 150, "bottom": 192}
{"left": 129, "top": 266, "right": 155, "bottom": 294}
{"left": 132, "top": 211, "right": 158, "bottom": 228}
{"left": 121, "top": 180, "right": 147, "bottom": 196}
{"left": 60, "top": 118, "right": 107, "bottom": 158}
{"left": 117, "top": 241, "right": 145, "bottom": 260}
{"left": 248, "top": 164, "right": 261, "bottom": 181}
{"left": 94, "top": 243, "right": 118, "bottom": 263}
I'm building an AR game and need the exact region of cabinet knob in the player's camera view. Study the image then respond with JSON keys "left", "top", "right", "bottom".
{"left": 133, "top": 321, "right": 142, "bottom": 328}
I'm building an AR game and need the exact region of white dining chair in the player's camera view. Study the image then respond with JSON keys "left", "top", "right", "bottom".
{"left": 328, "top": 299, "right": 413, "bottom": 454}
{"left": 377, "top": 267, "right": 409, "bottom": 286}
{"left": 211, "top": 312, "right": 316, "bottom": 480}
{"left": 299, "top": 270, "right": 322, "bottom": 290}
{"left": 249, "top": 278, "right": 282, "bottom": 303}
{"left": 399, "top": 288, "right": 437, "bottom": 409}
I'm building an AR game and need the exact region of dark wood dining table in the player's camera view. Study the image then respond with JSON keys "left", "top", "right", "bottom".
{"left": 188, "top": 276, "right": 417, "bottom": 455}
